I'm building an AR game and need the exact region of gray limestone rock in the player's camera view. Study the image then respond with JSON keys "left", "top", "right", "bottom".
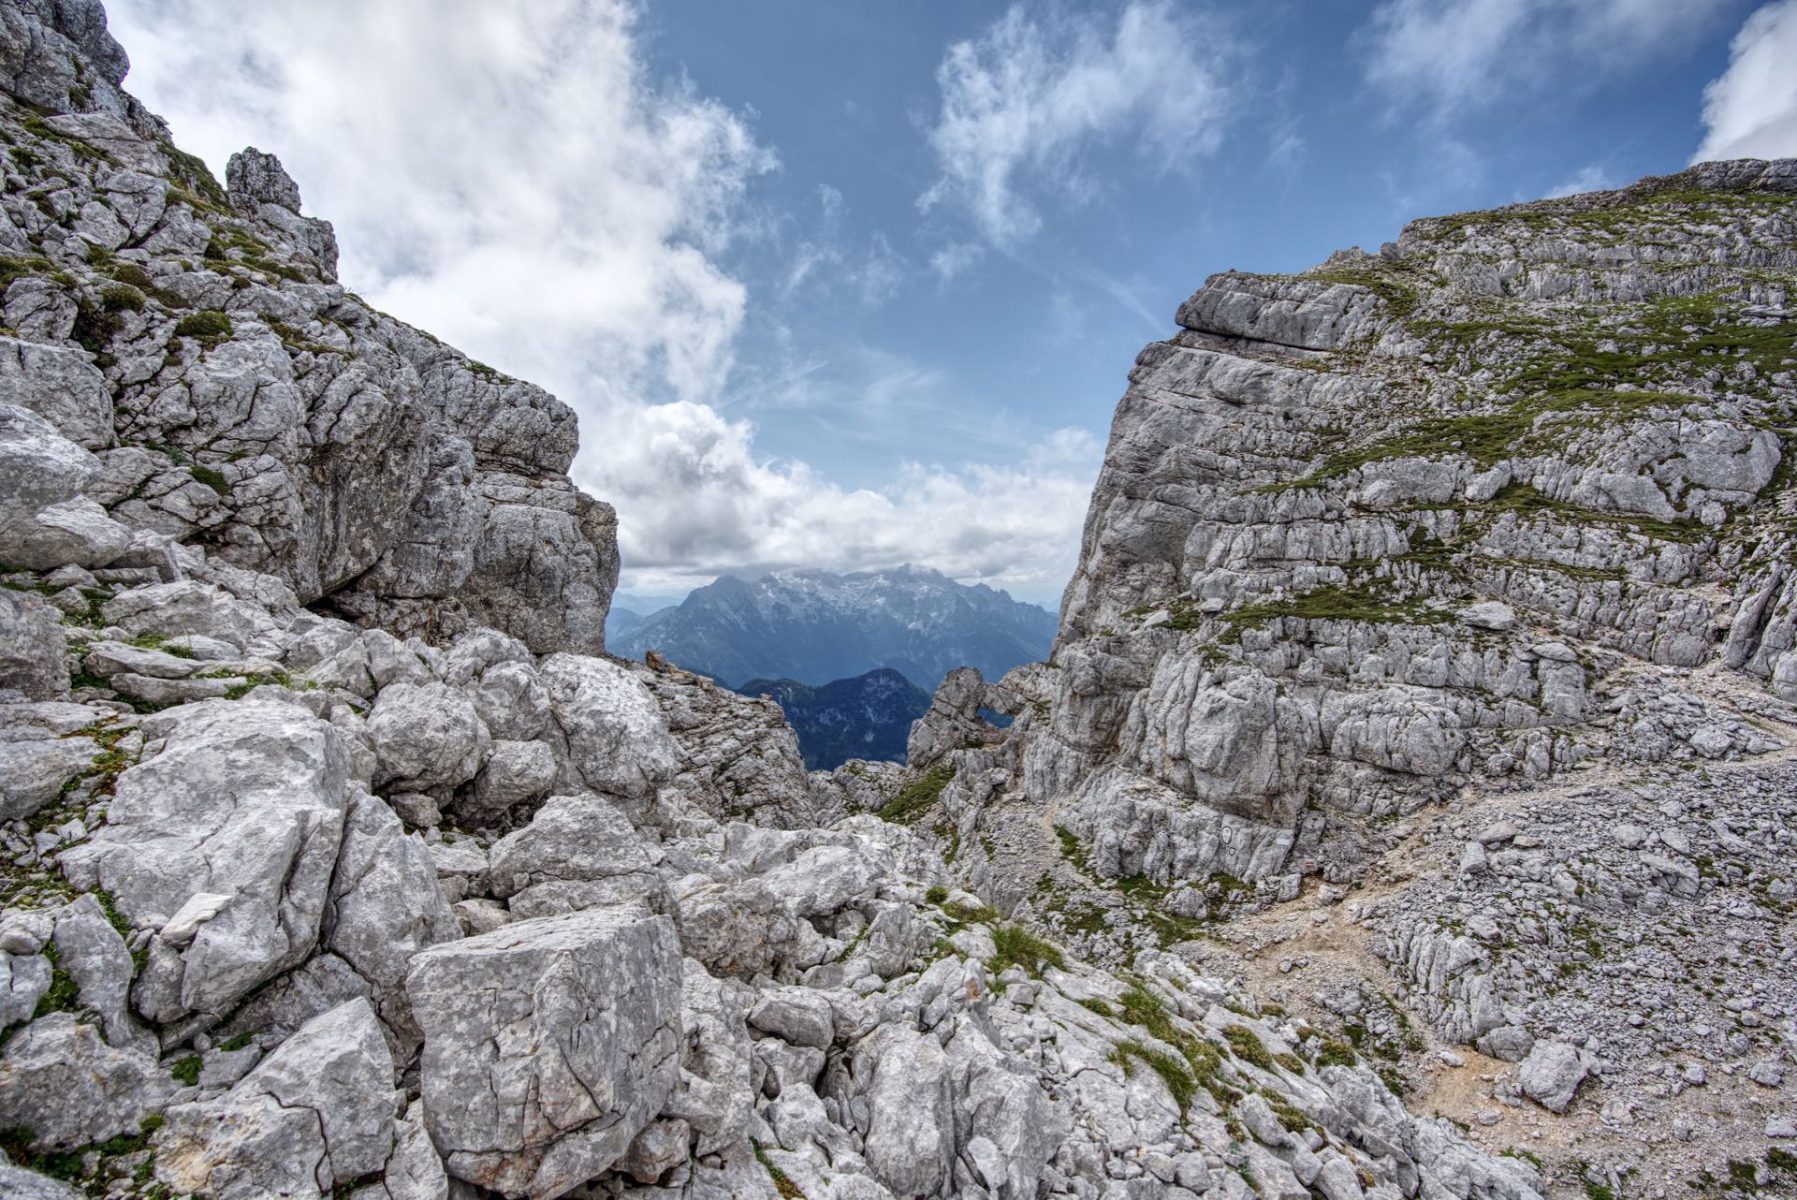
{"left": 366, "top": 680, "right": 491, "bottom": 790}
{"left": 1518, "top": 1040, "right": 1589, "bottom": 1113}
{"left": 0, "top": 589, "right": 67, "bottom": 701}
{"left": 0, "top": 734, "right": 93, "bottom": 825}
{"left": 0, "top": 1014, "right": 171, "bottom": 1151}
{"left": 542, "top": 652, "right": 679, "bottom": 802}
{"left": 155, "top": 997, "right": 397, "bottom": 1199}
{"left": 486, "top": 791, "right": 666, "bottom": 917}
{"left": 0, "top": 335, "right": 112, "bottom": 449}
{"left": 0, "top": 1162, "right": 85, "bottom": 1199}
{"left": 323, "top": 790, "right": 459, "bottom": 1038}
{"left": 51, "top": 893, "right": 153, "bottom": 1054}
{"left": 226, "top": 146, "right": 304, "bottom": 213}
{"left": 60, "top": 697, "right": 351, "bottom": 1021}
{"left": 405, "top": 909, "right": 683, "bottom": 1198}
{"left": 467, "top": 737, "right": 558, "bottom": 820}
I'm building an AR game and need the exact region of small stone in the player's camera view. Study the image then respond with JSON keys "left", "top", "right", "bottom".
{"left": 1519, "top": 1040, "right": 1588, "bottom": 1113}
{"left": 1475, "top": 820, "right": 1519, "bottom": 846}
{"left": 1459, "top": 601, "right": 1517, "bottom": 632}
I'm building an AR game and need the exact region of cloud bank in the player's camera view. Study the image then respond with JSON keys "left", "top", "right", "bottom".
{"left": 1694, "top": 0, "right": 1797, "bottom": 163}
{"left": 108, "top": 0, "right": 1101, "bottom": 603}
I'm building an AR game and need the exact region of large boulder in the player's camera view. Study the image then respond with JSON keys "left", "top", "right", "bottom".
{"left": 0, "top": 336, "right": 111, "bottom": 448}
{"left": 322, "top": 790, "right": 459, "bottom": 1037}
{"left": 0, "top": 1015, "right": 171, "bottom": 1151}
{"left": 0, "top": 403, "right": 127, "bottom": 569}
{"left": 52, "top": 893, "right": 154, "bottom": 1054}
{"left": 541, "top": 653, "right": 678, "bottom": 802}
{"left": 101, "top": 580, "right": 284, "bottom": 655}
{"left": 365, "top": 680, "right": 492, "bottom": 791}
{"left": 155, "top": 997, "right": 397, "bottom": 1199}
{"left": 0, "top": 403, "right": 93, "bottom": 530}
{"left": 406, "top": 909, "right": 683, "bottom": 1198}
{"left": 1518, "top": 1040, "right": 1589, "bottom": 1113}
{"left": 60, "top": 698, "right": 351, "bottom": 1021}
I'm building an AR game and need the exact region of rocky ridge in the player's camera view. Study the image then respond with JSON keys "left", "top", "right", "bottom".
{"left": 879, "top": 161, "right": 1797, "bottom": 1193}
{"left": 0, "top": 4, "right": 1550, "bottom": 1200}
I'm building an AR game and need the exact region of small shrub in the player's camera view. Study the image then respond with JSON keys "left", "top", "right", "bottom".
{"left": 173, "top": 309, "right": 233, "bottom": 341}
{"left": 990, "top": 923, "right": 1065, "bottom": 978}
{"left": 108, "top": 262, "right": 156, "bottom": 291}
{"left": 70, "top": 300, "right": 120, "bottom": 356}
{"left": 100, "top": 283, "right": 144, "bottom": 312}
{"left": 188, "top": 464, "right": 231, "bottom": 495}
{"left": 32, "top": 945, "right": 78, "bottom": 1019}
{"left": 1222, "top": 1024, "right": 1274, "bottom": 1071}
{"left": 1113, "top": 1040, "right": 1196, "bottom": 1111}
{"left": 168, "top": 1054, "right": 202, "bottom": 1086}
{"left": 754, "top": 1142, "right": 805, "bottom": 1199}
{"left": 924, "top": 885, "right": 948, "bottom": 905}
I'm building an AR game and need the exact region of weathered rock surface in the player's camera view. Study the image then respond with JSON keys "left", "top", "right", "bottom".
{"left": 833, "top": 161, "right": 1797, "bottom": 1197}
{"left": 154, "top": 997, "right": 397, "bottom": 1198}
{"left": 405, "top": 909, "right": 682, "bottom": 1197}
{"left": 60, "top": 696, "right": 351, "bottom": 1022}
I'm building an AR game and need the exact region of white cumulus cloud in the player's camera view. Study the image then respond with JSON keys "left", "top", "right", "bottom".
{"left": 107, "top": 0, "right": 1098, "bottom": 604}
{"left": 919, "top": 1, "right": 1233, "bottom": 247}
{"left": 110, "top": 0, "right": 771, "bottom": 408}
{"left": 1360, "top": 0, "right": 1737, "bottom": 115}
{"left": 603, "top": 403, "right": 1102, "bottom": 602}
{"left": 1694, "top": 0, "right": 1797, "bottom": 162}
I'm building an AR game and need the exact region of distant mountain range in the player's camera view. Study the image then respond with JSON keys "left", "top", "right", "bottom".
{"left": 734, "top": 669, "right": 930, "bottom": 770}
{"left": 608, "top": 566, "right": 1056, "bottom": 693}
{"left": 606, "top": 606, "right": 650, "bottom": 642}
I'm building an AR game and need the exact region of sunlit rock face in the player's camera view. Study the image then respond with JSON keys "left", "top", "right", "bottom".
{"left": 1003, "top": 160, "right": 1797, "bottom": 887}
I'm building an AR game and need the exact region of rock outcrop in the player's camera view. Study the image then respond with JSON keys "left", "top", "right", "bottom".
{"left": 0, "top": 0, "right": 616, "bottom": 652}
{"left": 868, "top": 163, "right": 1797, "bottom": 1193}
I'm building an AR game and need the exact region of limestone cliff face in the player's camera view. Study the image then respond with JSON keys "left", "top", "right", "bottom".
{"left": 1005, "top": 162, "right": 1797, "bottom": 887}
{"left": 0, "top": 0, "right": 616, "bottom": 653}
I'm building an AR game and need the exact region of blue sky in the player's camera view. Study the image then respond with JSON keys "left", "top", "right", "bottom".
{"left": 108, "top": 0, "right": 1797, "bottom": 606}
{"left": 640, "top": 0, "right": 1754, "bottom": 484}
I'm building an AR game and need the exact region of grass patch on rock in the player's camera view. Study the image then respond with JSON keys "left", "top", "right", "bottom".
{"left": 877, "top": 765, "right": 954, "bottom": 824}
